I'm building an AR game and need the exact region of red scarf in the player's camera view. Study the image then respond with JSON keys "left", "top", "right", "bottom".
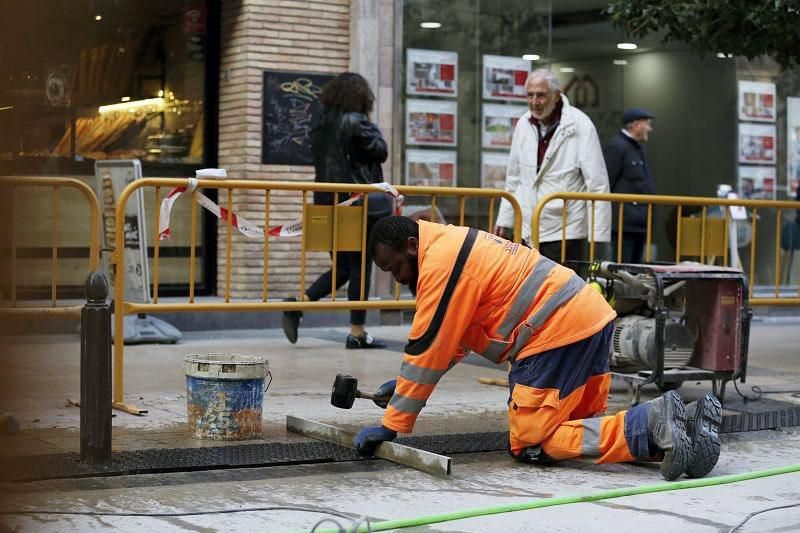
{"left": 529, "top": 99, "right": 563, "bottom": 171}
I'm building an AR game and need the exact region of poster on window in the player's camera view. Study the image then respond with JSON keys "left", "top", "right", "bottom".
{"left": 406, "top": 99, "right": 457, "bottom": 146}
{"left": 788, "top": 97, "right": 800, "bottom": 196}
{"left": 482, "top": 55, "right": 531, "bottom": 102}
{"left": 406, "top": 49, "right": 458, "bottom": 97}
{"left": 482, "top": 104, "right": 526, "bottom": 148}
{"left": 738, "top": 123, "right": 776, "bottom": 164}
{"left": 405, "top": 149, "right": 457, "bottom": 187}
{"left": 481, "top": 152, "right": 509, "bottom": 190}
{"left": 738, "top": 166, "right": 776, "bottom": 200}
{"left": 738, "top": 81, "right": 776, "bottom": 122}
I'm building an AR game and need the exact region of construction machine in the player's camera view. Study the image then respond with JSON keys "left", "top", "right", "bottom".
{"left": 590, "top": 261, "right": 752, "bottom": 405}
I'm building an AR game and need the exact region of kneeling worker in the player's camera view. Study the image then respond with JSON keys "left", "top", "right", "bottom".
{"left": 353, "top": 216, "right": 722, "bottom": 480}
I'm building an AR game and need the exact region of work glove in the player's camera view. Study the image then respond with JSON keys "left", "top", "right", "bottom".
{"left": 353, "top": 425, "right": 397, "bottom": 455}
{"left": 372, "top": 379, "right": 396, "bottom": 409}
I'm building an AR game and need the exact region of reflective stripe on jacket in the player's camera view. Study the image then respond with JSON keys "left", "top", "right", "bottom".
{"left": 381, "top": 221, "right": 617, "bottom": 434}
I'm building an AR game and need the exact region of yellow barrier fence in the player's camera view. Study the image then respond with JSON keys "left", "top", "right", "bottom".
{"left": 0, "top": 176, "right": 101, "bottom": 319}
{"left": 111, "top": 178, "right": 522, "bottom": 414}
{"left": 531, "top": 192, "right": 800, "bottom": 306}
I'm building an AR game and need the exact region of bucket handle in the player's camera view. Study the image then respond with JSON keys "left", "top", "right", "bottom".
{"left": 264, "top": 370, "right": 273, "bottom": 393}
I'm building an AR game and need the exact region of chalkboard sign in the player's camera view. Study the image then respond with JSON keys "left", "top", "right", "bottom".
{"left": 262, "top": 70, "right": 335, "bottom": 165}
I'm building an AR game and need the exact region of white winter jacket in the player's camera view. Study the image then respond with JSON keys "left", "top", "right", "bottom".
{"left": 495, "top": 94, "right": 611, "bottom": 244}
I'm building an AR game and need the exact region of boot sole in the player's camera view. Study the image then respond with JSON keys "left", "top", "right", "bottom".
{"left": 686, "top": 394, "right": 722, "bottom": 478}
{"left": 660, "top": 391, "right": 693, "bottom": 481}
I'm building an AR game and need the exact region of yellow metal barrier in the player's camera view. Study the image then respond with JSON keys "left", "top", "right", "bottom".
{"left": 531, "top": 192, "right": 800, "bottom": 306}
{"left": 111, "top": 178, "right": 522, "bottom": 414}
{"left": 0, "top": 176, "right": 101, "bottom": 319}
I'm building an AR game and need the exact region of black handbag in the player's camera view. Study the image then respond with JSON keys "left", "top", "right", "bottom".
{"left": 363, "top": 190, "right": 393, "bottom": 218}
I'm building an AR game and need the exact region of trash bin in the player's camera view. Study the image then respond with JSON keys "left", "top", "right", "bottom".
{"left": 184, "top": 353, "right": 272, "bottom": 440}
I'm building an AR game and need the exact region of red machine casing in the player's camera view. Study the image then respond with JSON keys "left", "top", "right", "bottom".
{"left": 685, "top": 280, "right": 743, "bottom": 371}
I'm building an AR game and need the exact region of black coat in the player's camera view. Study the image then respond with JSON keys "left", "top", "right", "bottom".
{"left": 795, "top": 184, "right": 800, "bottom": 224}
{"left": 603, "top": 131, "right": 654, "bottom": 233}
{"left": 311, "top": 109, "right": 388, "bottom": 207}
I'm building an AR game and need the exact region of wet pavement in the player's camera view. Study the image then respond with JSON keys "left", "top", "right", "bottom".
{"left": 1, "top": 319, "right": 799, "bottom": 531}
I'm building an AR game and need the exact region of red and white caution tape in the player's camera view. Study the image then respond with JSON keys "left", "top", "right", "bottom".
{"left": 158, "top": 179, "right": 403, "bottom": 241}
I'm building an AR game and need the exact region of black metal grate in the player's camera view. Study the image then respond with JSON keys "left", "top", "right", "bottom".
{"left": 2, "top": 408, "right": 798, "bottom": 483}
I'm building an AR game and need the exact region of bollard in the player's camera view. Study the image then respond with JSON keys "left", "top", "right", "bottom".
{"left": 81, "top": 269, "right": 112, "bottom": 463}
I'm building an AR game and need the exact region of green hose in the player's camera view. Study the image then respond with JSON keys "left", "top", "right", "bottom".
{"left": 314, "top": 464, "right": 800, "bottom": 533}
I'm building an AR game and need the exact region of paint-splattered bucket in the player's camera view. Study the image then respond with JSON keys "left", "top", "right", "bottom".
{"left": 184, "top": 354, "right": 272, "bottom": 440}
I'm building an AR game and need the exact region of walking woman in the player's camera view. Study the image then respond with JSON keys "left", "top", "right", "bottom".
{"left": 282, "top": 72, "right": 390, "bottom": 349}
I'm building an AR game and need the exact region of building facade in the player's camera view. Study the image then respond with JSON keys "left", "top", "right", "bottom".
{"left": 2, "top": 0, "right": 798, "bottom": 301}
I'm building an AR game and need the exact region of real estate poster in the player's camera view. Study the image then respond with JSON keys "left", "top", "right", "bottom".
{"left": 788, "top": 97, "right": 800, "bottom": 196}
{"left": 406, "top": 48, "right": 458, "bottom": 97}
{"left": 405, "top": 99, "right": 457, "bottom": 146}
{"left": 482, "top": 104, "right": 526, "bottom": 148}
{"left": 738, "top": 165, "right": 776, "bottom": 200}
{"left": 405, "top": 149, "right": 457, "bottom": 187}
{"left": 481, "top": 151, "right": 509, "bottom": 190}
{"left": 482, "top": 55, "right": 531, "bottom": 102}
{"left": 738, "top": 123, "right": 776, "bottom": 165}
{"left": 738, "top": 80, "right": 776, "bottom": 122}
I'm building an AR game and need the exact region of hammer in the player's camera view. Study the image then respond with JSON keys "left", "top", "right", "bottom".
{"left": 330, "top": 373, "right": 391, "bottom": 409}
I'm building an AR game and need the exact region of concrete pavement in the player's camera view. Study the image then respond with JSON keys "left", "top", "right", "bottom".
{"left": 0, "top": 319, "right": 799, "bottom": 531}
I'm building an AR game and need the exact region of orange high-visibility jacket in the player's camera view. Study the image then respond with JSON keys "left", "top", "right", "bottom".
{"left": 382, "top": 221, "right": 616, "bottom": 434}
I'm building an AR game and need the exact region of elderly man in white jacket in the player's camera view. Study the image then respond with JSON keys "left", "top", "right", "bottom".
{"left": 494, "top": 69, "right": 611, "bottom": 263}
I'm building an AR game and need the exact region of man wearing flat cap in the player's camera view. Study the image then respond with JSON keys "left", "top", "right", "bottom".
{"left": 603, "top": 108, "right": 655, "bottom": 263}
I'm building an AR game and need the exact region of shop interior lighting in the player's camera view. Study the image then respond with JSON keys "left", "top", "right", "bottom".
{"left": 617, "top": 42, "right": 637, "bottom": 50}
{"left": 158, "top": 89, "right": 164, "bottom": 97}
{"left": 120, "top": 96, "right": 131, "bottom": 102}
{"left": 613, "top": 59, "right": 628, "bottom": 66}
{"left": 98, "top": 97, "right": 164, "bottom": 114}
{"left": 559, "top": 67, "right": 575, "bottom": 73}
{"left": 94, "top": 15, "right": 102, "bottom": 21}
{"left": 716, "top": 52, "right": 733, "bottom": 58}
{"left": 0, "top": 105, "right": 13, "bottom": 112}
{"left": 420, "top": 22, "right": 441, "bottom": 29}
{"left": 522, "top": 54, "right": 541, "bottom": 61}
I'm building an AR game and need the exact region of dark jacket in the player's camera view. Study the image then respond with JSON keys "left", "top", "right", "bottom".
{"left": 796, "top": 185, "right": 800, "bottom": 225}
{"left": 603, "top": 130, "right": 654, "bottom": 233}
{"left": 311, "top": 109, "right": 388, "bottom": 206}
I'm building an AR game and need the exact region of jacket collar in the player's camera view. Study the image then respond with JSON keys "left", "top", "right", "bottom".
{"left": 525, "top": 94, "right": 576, "bottom": 134}
{"left": 531, "top": 95, "right": 577, "bottom": 178}
{"left": 619, "top": 129, "right": 643, "bottom": 149}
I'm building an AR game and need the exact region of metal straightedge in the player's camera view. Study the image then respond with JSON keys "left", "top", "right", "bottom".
{"left": 286, "top": 415, "right": 452, "bottom": 477}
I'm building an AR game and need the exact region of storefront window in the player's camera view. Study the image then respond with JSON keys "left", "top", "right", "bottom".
{"left": 0, "top": 0, "right": 212, "bottom": 174}
{"left": 401, "top": 0, "right": 551, "bottom": 229}
{"left": 401, "top": 1, "right": 744, "bottom": 265}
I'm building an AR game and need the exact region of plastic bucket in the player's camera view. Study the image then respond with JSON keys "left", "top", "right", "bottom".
{"left": 184, "top": 353, "right": 272, "bottom": 440}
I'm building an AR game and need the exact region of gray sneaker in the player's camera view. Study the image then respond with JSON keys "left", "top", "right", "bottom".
{"left": 685, "top": 394, "right": 722, "bottom": 478}
{"left": 647, "top": 390, "right": 693, "bottom": 481}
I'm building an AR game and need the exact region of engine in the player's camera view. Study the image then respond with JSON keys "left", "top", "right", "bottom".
{"left": 610, "top": 315, "right": 695, "bottom": 371}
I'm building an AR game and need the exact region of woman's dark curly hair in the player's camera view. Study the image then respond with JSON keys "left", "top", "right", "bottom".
{"left": 320, "top": 72, "right": 375, "bottom": 115}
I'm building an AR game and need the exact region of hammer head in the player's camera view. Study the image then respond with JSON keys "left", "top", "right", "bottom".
{"left": 331, "top": 373, "right": 358, "bottom": 409}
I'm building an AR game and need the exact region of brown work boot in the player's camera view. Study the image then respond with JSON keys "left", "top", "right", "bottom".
{"left": 647, "top": 390, "right": 693, "bottom": 481}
